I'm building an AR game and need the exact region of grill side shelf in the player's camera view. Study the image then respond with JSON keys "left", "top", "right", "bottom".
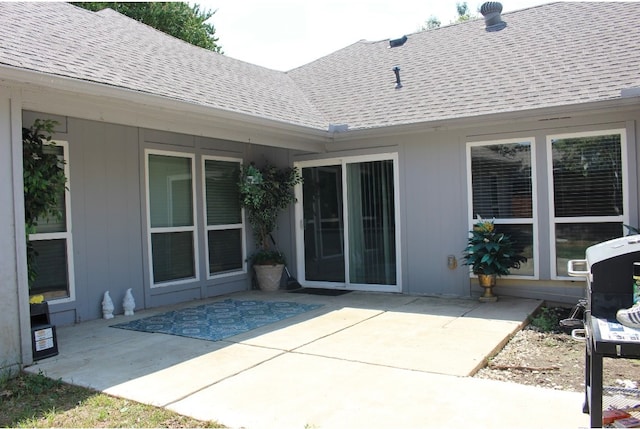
{"left": 590, "top": 316, "right": 640, "bottom": 358}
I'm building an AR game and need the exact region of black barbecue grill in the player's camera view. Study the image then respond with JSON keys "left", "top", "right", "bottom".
{"left": 569, "top": 235, "right": 640, "bottom": 428}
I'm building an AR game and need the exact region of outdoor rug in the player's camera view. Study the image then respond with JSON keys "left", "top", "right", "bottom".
{"left": 111, "top": 299, "right": 322, "bottom": 342}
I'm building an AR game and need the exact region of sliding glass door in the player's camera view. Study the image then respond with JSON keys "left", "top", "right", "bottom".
{"left": 296, "top": 154, "right": 400, "bottom": 292}
{"left": 302, "top": 165, "right": 345, "bottom": 282}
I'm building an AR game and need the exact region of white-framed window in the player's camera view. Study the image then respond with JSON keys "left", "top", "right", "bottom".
{"left": 202, "top": 156, "right": 246, "bottom": 278}
{"left": 466, "top": 138, "right": 537, "bottom": 278}
{"left": 28, "top": 140, "right": 76, "bottom": 303}
{"left": 294, "top": 153, "right": 402, "bottom": 292}
{"left": 145, "top": 150, "right": 199, "bottom": 287}
{"left": 547, "top": 129, "right": 628, "bottom": 278}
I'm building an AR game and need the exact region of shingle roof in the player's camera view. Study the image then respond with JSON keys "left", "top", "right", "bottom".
{"left": 0, "top": 2, "right": 639, "bottom": 132}
{"left": 0, "top": 2, "right": 328, "bottom": 129}
{"left": 288, "top": 2, "right": 640, "bottom": 130}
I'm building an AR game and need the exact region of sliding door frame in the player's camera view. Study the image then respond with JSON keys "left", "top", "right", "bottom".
{"left": 294, "top": 153, "right": 402, "bottom": 293}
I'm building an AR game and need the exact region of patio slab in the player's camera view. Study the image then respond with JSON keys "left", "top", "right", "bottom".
{"left": 24, "top": 290, "right": 589, "bottom": 428}
{"left": 295, "top": 295, "right": 535, "bottom": 376}
{"left": 169, "top": 350, "right": 587, "bottom": 429}
{"left": 105, "top": 343, "right": 282, "bottom": 407}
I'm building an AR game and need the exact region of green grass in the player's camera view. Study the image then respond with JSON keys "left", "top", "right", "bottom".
{"left": 0, "top": 371, "right": 224, "bottom": 428}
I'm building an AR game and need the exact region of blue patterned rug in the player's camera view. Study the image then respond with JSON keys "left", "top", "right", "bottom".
{"left": 111, "top": 299, "right": 322, "bottom": 342}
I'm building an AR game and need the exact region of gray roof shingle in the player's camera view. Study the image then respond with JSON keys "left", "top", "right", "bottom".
{"left": 0, "top": 2, "right": 328, "bottom": 129}
{"left": 288, "top": 2, "right": 640, "bottom": 130}
{"left": 0, "top": 2, "right": 638, "bottom": 132}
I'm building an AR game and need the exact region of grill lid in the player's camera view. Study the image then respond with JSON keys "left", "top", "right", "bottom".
{"left": 586, "top": 235, "right": 640, "bottom": 267}
{"left": 568, "top": 235, "right": 640, "bottom": 281}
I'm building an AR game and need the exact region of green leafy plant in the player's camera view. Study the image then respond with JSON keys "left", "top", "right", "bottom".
{"left": 237, "top": 162, "right": 302, "bottom": 265}
{"left": 73, "top": 2, "right": 222, "bottom": 53}
{"left": 21, "top": 370, "right": 62, "bottom": 395}
{"left": 530, "top": 307, "right": 561, "bottom": 333}
{"left": 462, "top": 217, "right": 527, "bottom": 276}
{"left": 250, "top": 249, "right": 286, "bottom": 265}
{"left": 23, "top": 120, "right": 67, "bottom": 287}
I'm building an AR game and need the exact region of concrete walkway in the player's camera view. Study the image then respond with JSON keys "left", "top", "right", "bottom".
{"left": 25, "top": 291, "right": 590, "bottom": 429}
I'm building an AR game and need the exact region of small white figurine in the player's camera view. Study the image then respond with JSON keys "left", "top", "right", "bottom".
{"left": 123, "top": 288, "right": 135, "bottom": 316}
{"left": 102, "top": 291, "right": 114, "bottom": 319}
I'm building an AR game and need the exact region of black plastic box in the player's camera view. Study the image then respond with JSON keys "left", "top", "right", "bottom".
{"left": 30, "top": 302, "right": 59, "bottom": 360}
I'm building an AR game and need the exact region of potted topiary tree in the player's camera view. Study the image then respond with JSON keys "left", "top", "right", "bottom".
{"left": 462, "top": 217, "right": 527, "bottom": 302}
{"left": 238, "top": 162, "right": 302, "bottom": 291}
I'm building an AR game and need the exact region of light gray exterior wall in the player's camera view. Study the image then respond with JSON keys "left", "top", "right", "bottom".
{"left": 22, "top": 111, "right": 299, "bottom": 325}
{"left": 15, "top": 101, "right": 640, "bottom": 336}
{"left": 463, "top": 111, "right": 639, "bottom": 303}
{"left": 0, "top": 90, "right": 31, "bottom": 372}
{"left": 303, "top": 107, "right": 640, "bottom": 304}
{"left": 22, "top": 112, "right": 146, "bottom": 325}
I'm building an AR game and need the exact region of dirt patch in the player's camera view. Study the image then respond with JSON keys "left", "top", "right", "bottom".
{"left": 474, "top": 309, "right": 640, "bottom": 393}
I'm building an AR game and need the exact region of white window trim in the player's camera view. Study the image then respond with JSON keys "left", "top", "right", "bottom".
{"left": 28, "top": 140, "right": 75, "bottom": 304}
{"left": 145, "top": 149, "right": 199, "bottom": 288}
{"left": 546, "top": 129, "right": 629, "bottom": 280}
{"left": 201, "top": 155, "right": 247, "bottom": 279}
{"left": 294, "top": 152, "right": 402, "bottom": 293}
{"left": 466, "top": 137, "right": 539, "bottom": 280}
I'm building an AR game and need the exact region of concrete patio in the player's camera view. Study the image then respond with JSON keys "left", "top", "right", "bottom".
{"left": 24, "top": 291, "right": 589, "bottom": 428}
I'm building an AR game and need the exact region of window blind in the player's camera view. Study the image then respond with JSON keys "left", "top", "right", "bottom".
{"left": 205, "top": 159, "right": 241, "bottom": 225}
{"left": 470, "top": 143, "right": 532, "bottom": 219}
{"left": 552, "top": 134, "right": 622, "bottom": 218}
{"left": 208, "top": 229, "right": 242, "bottom": 273}
{"left": 151, "top": 231, "right": 195, "bottom": 282}
{"left": 30, "top": 239, "right": 68, "bottom": 293}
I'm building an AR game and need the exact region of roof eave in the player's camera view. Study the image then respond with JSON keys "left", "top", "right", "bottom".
{"left": 0, "top": 65, "right": 329, "bottom": 151}
{"left": 328, "top": 97, "right": 640, "bottom": 141}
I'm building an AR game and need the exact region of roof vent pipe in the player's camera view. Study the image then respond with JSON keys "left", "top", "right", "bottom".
{"left": 393, "top": 66, "right": 402, "bottom": 89}
{"left": 480, "top": 2, "right": 506, "bottom": 31}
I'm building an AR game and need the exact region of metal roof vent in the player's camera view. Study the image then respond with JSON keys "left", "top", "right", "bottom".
{"left": 389, "top": 35, "right": 408, "bottom": 48}
{"left": 480, "top": 2, "right": 506, "bottom": 31}
{"left": 392, "top": 66, "right": 402, "bottom": 89}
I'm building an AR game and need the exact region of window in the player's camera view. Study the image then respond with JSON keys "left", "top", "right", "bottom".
{"left": 146, "top": 151, "right": 198, "bottom": 286}
{"left": 29, "top": 141, "right": 75, "bottom": 303}
{"left": 548, "top": 130, "right": 628, "bottom": 278}
{"left": 203, "top": 157, "right": 245, "bottom": 277}
{"left": 467, "top": 139, "right": 536, "bottom": 277}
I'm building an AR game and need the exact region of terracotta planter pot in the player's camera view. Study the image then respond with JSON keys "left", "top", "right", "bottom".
{"left": 254, "top": 264, "right": 284, "bottom": 292}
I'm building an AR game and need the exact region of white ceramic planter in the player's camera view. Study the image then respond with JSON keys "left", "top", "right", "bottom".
{"left": 254, "top": 264, "right": 284, "bottom": 292}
